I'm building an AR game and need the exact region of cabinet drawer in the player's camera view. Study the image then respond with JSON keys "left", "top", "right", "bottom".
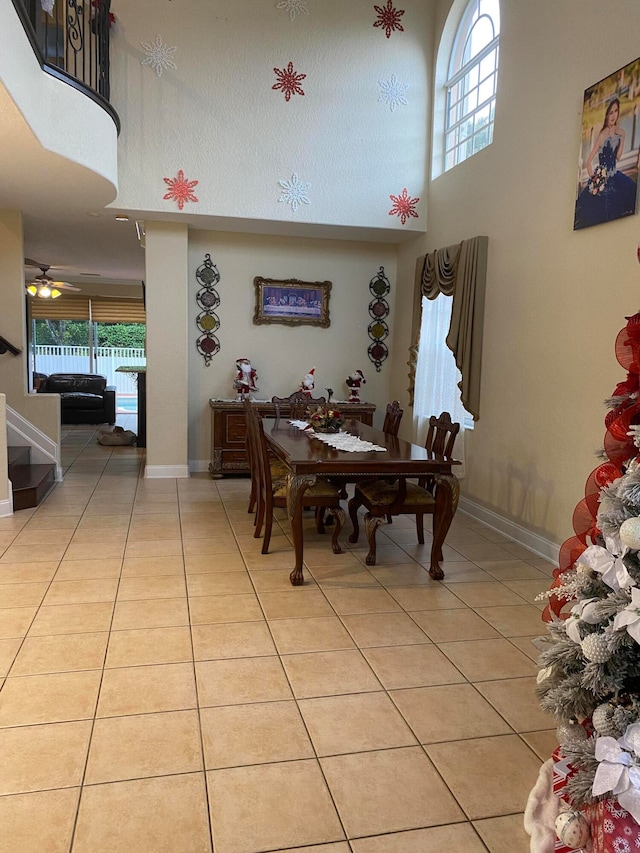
{"left": 225, "top": 414, "right": 248, "bottom": 444}
{"left": 222, "top": 450, "right": 248, "bottom": 465}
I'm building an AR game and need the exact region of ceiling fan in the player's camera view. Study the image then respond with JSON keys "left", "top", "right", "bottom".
{"left": 24, "top": 258, "right": 82, "bottom": 300}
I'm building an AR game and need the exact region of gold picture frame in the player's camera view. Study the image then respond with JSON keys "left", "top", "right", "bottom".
{"left": 253, "top": 277, "right": 332, "bottom": 328}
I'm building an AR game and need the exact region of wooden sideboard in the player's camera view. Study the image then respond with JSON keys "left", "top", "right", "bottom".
{"left": 208, "top": 399, "right": 376, "bottom": 477}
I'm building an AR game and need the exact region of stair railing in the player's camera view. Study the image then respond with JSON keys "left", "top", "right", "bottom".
{"left": 0, "top": 336, "right": 21, "bottom": 356}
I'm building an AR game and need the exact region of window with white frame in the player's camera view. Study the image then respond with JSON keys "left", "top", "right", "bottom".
{"left": 444, "top": 0, "right": 500, "bottom": 172}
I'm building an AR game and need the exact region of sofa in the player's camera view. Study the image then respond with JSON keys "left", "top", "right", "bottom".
{"left": 38, "top": 374, "right": 116, "bottom": 425}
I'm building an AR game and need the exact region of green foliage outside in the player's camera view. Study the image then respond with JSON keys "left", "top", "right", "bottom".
{"left": 34, "top": 321, "right": 145, "bottom": 349}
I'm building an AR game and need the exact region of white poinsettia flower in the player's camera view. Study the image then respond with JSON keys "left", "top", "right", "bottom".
{"left": 565, "top": 597, "right": 601, "bottom": 643}
{"left": 613, "top": 587, "right": 640, "bottom": 644}
{"left": 576, "top": 544, "right": 636, "bottom": 591}
{"left": 593, "top": 727, "right": 640, "bottom": 823}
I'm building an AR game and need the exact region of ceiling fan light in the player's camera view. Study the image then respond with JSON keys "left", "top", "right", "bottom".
{"left": 26, "top": 285, "right": 38, "bottom": 297}
{"left": 39, "top": 284, "right": 52, "bottom": 298}
{"left": 51, "top": 288, "right": 62, "bottom": 299}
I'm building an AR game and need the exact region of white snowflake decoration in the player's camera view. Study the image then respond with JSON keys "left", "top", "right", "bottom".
{"left": 141, "top": 35, "right": 177, "bottom": 78}
{"left": 276, "top": 0, "right": 309, "bottom": 20}
{"left": 278, "top": 174, "right": 311, "bottom": 212}
{"left": 378, "top": 74, "right": 408, "bottom": 112}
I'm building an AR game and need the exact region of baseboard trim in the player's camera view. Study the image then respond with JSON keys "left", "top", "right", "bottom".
{"left": 0, "top": 486, "right": 13, "bottom": 518}
{"left": 189, "top": 459, "right": 210, "bottom": 474}
{"left": 458, "top": 495, "right": 559, "bottom": 564}
{"left": 144, "top": 464, "right": 190, "bottom": 479}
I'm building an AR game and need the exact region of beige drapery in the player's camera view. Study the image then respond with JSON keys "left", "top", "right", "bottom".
{"left": 408, "top": 235, "right": 488, "bottom": 421}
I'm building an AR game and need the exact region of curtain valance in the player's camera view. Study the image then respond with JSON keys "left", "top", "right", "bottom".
{"left": 408, "top": 235, "right": 488, "bottom": 421}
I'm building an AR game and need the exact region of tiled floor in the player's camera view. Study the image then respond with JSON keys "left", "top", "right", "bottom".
{"left": 0, "top": 421, "right": 557, "bottom": 852}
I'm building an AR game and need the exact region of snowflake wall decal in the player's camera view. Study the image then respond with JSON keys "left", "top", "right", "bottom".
{"left": 388, "top": 188, "right": 419, "bottom": 225}
{"left": 378, "top": 74, "right": 408, "bottom": 112}
{"left": 278, "top": 174, "right": 311, "bottom": 212}
{"left": 163, "top": 170, "right": 199, "bottom": 210}
{"left": 373, "top": 1, "right": 405, "bottom": 38}
{"left": 273, "top": 62, "right": 306, "bottom": 101}
{"left": 276, "top": 0, "right": 309, "bottom": 21}
{"left": 141, "top": 34, "right": 177, "bottom": 78}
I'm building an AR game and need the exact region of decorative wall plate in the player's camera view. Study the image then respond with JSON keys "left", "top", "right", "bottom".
{"left": 367, "top": 266, "right": 390, "bottom": 372}
{"left": 195, "top": 253, "right": 221, "bottom": 365}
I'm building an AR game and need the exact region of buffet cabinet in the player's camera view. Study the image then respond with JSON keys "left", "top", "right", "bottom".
{"left": 208, "top": 399, "right": 376, "bottom": 477}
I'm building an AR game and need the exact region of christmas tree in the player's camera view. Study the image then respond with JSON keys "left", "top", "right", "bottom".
{"left": 533, "top": 312, "right": 640, "bottom": 851}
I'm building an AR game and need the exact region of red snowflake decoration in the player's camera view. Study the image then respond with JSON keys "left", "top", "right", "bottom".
{"left": 373, "top": 1, "right": 405, "bottom": 38}
{"left": 389, "top": 188, "right": 419, "bottom": 225}
{"left": 272, "top": 62, "right": 306, "bottom": 101}
{"left": 163, "top": 169, "right": 199, "bottom": 210}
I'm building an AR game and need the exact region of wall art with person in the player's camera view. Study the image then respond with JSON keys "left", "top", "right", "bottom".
{"left": 574, "top": 57, "right": 640, "bottom": 230}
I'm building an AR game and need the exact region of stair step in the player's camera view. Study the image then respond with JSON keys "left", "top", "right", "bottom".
{"left": 7, "top": 446, "right": 30, "bottom": 471}
{"left": 10, "top": 464, "right": 56, "bottom": 511}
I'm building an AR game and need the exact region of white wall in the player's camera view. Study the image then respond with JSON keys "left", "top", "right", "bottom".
{"left": 187, "top": 230, "right": 397, "bottom": 468}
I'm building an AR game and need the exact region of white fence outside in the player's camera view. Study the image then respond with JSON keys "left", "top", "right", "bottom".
{"left": 34, "top": 346, "right": 146, "bottom": 395}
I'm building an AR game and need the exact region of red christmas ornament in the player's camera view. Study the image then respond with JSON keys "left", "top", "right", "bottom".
{"left": 388, "top": 188, "right": 419, "bottom": 225}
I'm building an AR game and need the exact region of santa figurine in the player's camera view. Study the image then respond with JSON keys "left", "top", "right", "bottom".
{"left": 345, "top": 369, "right": 366, "bottom": 403}
{"left": 299, "top": 368, "right": 316, "bottom": 397}
{"left": 233, "top": 358, "right": 259, "bottom": 401}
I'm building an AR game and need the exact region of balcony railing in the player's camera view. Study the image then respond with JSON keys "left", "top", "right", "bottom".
{"left": 11, "top": 0, "right": 119, "bottom": 132}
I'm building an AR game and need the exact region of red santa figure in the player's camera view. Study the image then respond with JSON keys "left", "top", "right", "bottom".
{"left": 233, "top": 358, "right": 258, "bottom": 400}
{"left": 299, "top": 368, "right": 315, "bottom": 397}
{"left": 345, "top": 369, "right": 365, "bottom": 403}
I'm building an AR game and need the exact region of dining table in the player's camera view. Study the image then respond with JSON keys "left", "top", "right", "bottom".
{"left": 263, "top": 418, "right": 461, "bottom": 586}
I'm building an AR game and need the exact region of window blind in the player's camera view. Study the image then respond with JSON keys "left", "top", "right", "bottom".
{"left": 29, "top": 296, "right": 145, "bottom": 324}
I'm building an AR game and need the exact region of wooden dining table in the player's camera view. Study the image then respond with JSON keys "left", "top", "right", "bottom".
{"left": 263, "top": 419, "right": 461, "bottom": 586}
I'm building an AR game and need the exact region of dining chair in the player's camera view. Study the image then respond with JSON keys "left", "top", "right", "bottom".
{"left": 348, "top": 411, "right": 460, "bottom": 566}
{"left": 271, "top": 391, "right": 326, "bottom": 421}
{"left": 382, "top": 400, "right": 403, "bottom": 437}
{"left": 247, "top": 404, "right": 345, "bottom": 555}
{"left": 244, "top": 399, "right": 287, "bottom": 516}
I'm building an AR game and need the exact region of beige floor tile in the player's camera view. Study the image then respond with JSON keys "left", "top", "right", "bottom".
{"left": 479, "top": 560, "right": 551, "bottom": 581}
{"left": 509, "top": 636, "right": 542, "bottom": 662}
{"left": 120, "top": 555, "right": 185, "bottom": 577}
{"left": 64, "top": 542, "right": 125, "bottom": 561}
{"left": 0, "top": 719, "right": 91, "bottom": 793}
{"left": 474, "top": 604, "right": 547, "bottom": 637}
{"left": 201, "top": 700, "right": 314, "bottom": 768}
{"left": 111, "top": 597, "right": 189, "bottom": 629}
{"left": 0, "top": 544, "right": 66, "bottom": 563}
{"left": 185, "top": 552, "right": 248, "bottom": 573}
{"left": 277, "top": 846, "right": 350, "bottom": 853}
{"left": 503, "top": 579, "right": 551, "bottom": 604}
{"left": 321, "top": 746, "right": 464, "bottom": 837}
{"left": 187, "top": 571, "right": 253, "bottom": 596}
{"left": 183, "top": 537, "right": 240, "bottom": 555}
{"left": 350, "top": 824, "right": 487, "bottom": 852}
{"left": 445, "top": 582, "right": 526, "bottom": 608}
{"left": 196, "top": 656, "right": 292, "bottom": 706}
{"left": 0, "top": 561, "right": 59, "bottom": 582}
{"left": 0, "top": 787, "right": 80, "bottom": 853}
{"left": 0, "top": 670, "right": 101, "bottom": 726}
{"left": 427, "top": 734, "right": 541, "bottom": 820}
{"left": 73, "top": 774, "right": 212, "bottom": 853}
{"left": 269, "top": 616, "right": 355, "bottom": 654}
{"left": 368, "top": 564, "right": 436, "bottom": 586}
{"left": 28, "top": 602, "right": 114, "bottom": 636}
{"left": 476, "top": 677, "right": 554, "bottom": 732}
{"left": 69, "top": 529, "right": 127, "bottom": 545}
{"left": 282, "top": 649, "right": 381, "bottom": 698}
{"left": 117, "top": 575, "right": 187, "bottom": 601}
{"left": 258, "top": 589, "right": 334, "bottom": 619}
{"left": 299, "top": 692, "right": 417, "bottom": 755}
{"left": 439, "top": 565, "right": 496, "bottom": 584}
{"left": 54, "top": 559, "right": 123, "bottom": 580}
{"left": 189, "top": 593, "right": 263, "bottom": 624}
{"left": 0, "top": 637, "right": 22, "bottom": 675}
{"left": 0, "top": 581, "right": 49, "bottom": 608}
{"left": 473, "top": 813, "right": 531, "bottom": 852}
{"left": 207, "top": 760, "right": 344, "bottom": 853}
{"left": 97, "top": 662, "right": 197, "bottom": 717}
{"left": 521, "top": 729, "right": 558, "bottom": 762}
{"left": 411, "top": 608, "right": 500, "bottom": 642}
{"left": 440, "top": 638, "right": 537, "bottom": 681}
{"left": 191, "top": 620, "right": 276, "bottom": 659}
{"left": 124, "top": 539, "right": 183, "bottom": 557}
{"left": 10, "top": 632, "right": 108, "bottom": 675}
{"left": 387, "top": 585, "right": 466, "bottom": 611}
{"left": 321, "top": 587, "right": 403, "bottom": 615}
{"left": 105, "top": 626, "right": 193, "bottom": 667}
{"left": 0, "top": 606, "right": 37, "bottom": 638}
{"left": 341, "top": 612, "right": 430, "bottom": 648}
{"left": 390, "top": 682, "right": 512, "bottom": 744}
{"left": 43, "top": 578, "right": 118, "bottom": 606}
{"left": 85, "top": 709, "right": 202, "bottom": 783}
{"left": 362, "top": 644, "right": 465, "bottom": 690}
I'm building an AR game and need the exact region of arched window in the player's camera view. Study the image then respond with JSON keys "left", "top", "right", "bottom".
{"left": 444, "top": 0, "right": 500, "bottom": 171}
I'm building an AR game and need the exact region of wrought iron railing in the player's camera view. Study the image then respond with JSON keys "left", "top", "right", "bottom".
{"left": 10, "top": 0, "right": 119, "bottom": 132}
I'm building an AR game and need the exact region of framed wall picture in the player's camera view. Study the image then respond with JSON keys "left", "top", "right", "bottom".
{"left": 253, "top": 277, "right": 332, "bottom": 327}
{"left": 574, "top": 58, "right": 640, "bottom": 230}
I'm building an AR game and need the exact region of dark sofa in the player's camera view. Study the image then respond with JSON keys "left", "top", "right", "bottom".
{"left": 38, "top": 374, "right": 116, "bottom": 425}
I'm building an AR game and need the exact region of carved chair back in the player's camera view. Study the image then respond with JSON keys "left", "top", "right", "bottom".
{"left": 425, "top": 411, "right": 460, "bottom": 459}
{"left": 382, "top": 400, "right": 403, "bottom": 437}
{"left": 272, "top": 392, "right": 326, "bottom": 421}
